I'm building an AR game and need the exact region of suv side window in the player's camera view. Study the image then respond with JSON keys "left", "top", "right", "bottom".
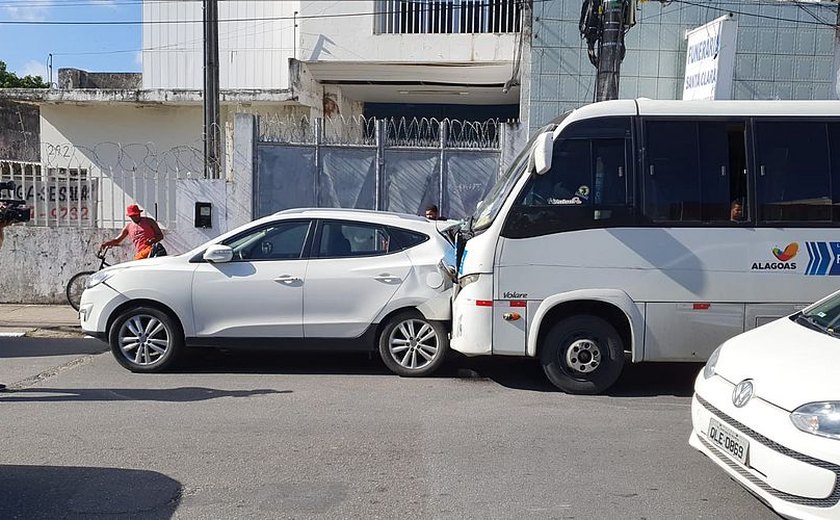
{"left": 224, "top": 220, "right": 311, "bottom": 260}
{"left": 388, "top": 227, "right": 429, "bottom": 250}
{"left": 317, "top": 221, "right": 393, "bottom": 258}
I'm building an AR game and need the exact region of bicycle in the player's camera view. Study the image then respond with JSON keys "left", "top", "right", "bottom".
{"left": 66, "top": 246, "right": 111, "bottom": 311}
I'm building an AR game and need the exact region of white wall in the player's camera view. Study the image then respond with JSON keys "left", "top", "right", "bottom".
{"left": 0, "top": 178, "right": 237, "bottom": 304}
{"left": 40, "top": 104, "right": 205, "bottom": 230}
{"left": 1, "top": 107, "right": 260, "bottom": 304}
{"left": 299, "top": 0, "right": 518, "bottom": 63}
{"left": 143, "top": 0, "right": 300, "bottom": 89}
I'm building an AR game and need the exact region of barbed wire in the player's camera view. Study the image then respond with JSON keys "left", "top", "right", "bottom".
{"left": 259, "top": 114, "right": 507, "bottom": 149}
{"left": 34, "top": 139, "right": 230, "bottom": 178}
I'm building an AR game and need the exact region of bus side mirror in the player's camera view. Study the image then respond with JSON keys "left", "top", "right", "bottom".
{"left": 533, "top": 132, "right": 554, "bottom": 175}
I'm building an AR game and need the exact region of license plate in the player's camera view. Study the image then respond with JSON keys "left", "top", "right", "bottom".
{"left": 708, "top": 418, "right": 749, "bottom": 466}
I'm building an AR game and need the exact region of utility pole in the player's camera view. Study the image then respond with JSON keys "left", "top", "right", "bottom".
{"left": 203, "top": 0, "right": 221, "bottom": 179}
{"left": 580, "top": 0, "right": 635, "bottom": 102}
{"left": 834, "top": 1, "right": 840, "bottom": 100}
{"left": 595, "top": 0, "right": 624, "bottom": 101}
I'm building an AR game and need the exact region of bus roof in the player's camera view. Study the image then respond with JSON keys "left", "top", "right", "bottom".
{"left": 561, "top": 99, "right": 840, "bottom": 129}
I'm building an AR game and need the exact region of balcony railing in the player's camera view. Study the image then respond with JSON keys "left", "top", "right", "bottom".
{"left": 375, "top": 0, "right": 522, "bottom": 34}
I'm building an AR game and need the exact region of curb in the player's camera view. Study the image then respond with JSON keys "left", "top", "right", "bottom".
{"left": 0, "top": 326, "right": 85, "bottom": 339}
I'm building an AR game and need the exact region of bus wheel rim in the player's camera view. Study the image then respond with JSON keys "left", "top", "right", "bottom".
{"left": 565, "top": 338, "right": 601, "bottom": 374}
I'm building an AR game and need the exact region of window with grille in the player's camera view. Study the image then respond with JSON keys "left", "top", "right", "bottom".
{"left": 375, "top": 0, "right": 522, "bottom": 34}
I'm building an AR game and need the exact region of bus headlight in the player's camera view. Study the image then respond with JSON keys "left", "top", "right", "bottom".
{"left": 791, "top": 402, "right": 840, "bottom": 440}
{"left": 458, "top": 274, "right": 480, "bottom": 289}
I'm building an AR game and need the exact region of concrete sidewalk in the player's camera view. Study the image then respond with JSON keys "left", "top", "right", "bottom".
{"left": 0, "top": 304, "right": 81, "bottom": 337}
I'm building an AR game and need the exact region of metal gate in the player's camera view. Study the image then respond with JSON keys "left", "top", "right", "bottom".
{"left": 255, "top": 116, "right": 508, "bottom": 220}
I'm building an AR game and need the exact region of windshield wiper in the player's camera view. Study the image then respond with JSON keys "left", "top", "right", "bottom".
{"left": 795, "top": 313, "right": 829, "bottom": 334}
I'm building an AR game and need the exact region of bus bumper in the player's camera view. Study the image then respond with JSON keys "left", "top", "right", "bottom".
{"left": 450, "top": 274, "right": 493, "bottom": 356}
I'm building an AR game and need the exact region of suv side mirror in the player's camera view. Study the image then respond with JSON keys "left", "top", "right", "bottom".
{"left": 203, "top": 244, "right": 234, "bottom": 263}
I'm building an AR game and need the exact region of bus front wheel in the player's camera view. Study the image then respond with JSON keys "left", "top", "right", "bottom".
{"left": 540, "top": 315, "right": 624, "bottom": 395}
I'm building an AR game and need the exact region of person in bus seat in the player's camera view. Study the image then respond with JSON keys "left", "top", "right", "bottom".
{"left": 730, "top": 198, "right": 745, "bottom": 222}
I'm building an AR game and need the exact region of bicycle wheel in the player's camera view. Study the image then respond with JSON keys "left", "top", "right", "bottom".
{"left": 66, "top": 271, "right": 95, "bottom": 312}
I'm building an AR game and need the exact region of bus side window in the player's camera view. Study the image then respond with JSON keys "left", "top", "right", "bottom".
{"left": 644, "top": 121, "right": 702, "bottom": 222}
{"left": 755, "top": 120, "right": 832, "bottom": 223}
{"left": 831, "top": 123, "right": 840, "bottom": 222}
{"left": 643, "top": 120, "right": 747, "bottom": 224}
{"left": 592, "top": 140, "right": 627, "bottom": 205}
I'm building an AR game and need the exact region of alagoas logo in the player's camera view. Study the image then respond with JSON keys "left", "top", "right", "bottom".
{"left": 752, "top": 242, "right": 798, "bottom": 271}
{"left": 772, "top": 243, "right": 799, "bottom": 262}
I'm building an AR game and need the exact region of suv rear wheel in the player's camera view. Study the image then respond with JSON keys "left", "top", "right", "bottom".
{"left": 378, "top": 312, "right": 449, "bottom": 377}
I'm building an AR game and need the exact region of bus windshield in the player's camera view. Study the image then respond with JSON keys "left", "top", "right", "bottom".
{"left": 472, "top": 118, "right": 565, "bottom": 233}
{"left": 472, "top": 143, "right": 530, "bottom": 233}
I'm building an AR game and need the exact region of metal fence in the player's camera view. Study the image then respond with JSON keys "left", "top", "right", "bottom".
{"left": 255, "top": 116, "right": 508, "bottom": 220}
{"left": 374, "top": 0, "right": 523, "bottom": 34}
{"left": 0, "top": 142, "right": 205, "bottom": 229}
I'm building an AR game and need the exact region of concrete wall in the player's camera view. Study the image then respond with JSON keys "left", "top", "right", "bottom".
{"left": 300, "top": 0, "right": 518, "bottom": 63}
{"left": 40, "top": 103, "right": 205, "bottom": 172}
{"left": 0, "top": 226, "right": 134, "bottom": 304}
{"left": 58, "top": 69, "right": 142, "bottom": 90}
{"left": 0, "top": 100, "right": 39, "bottom": 162}
{"left": 0, "top": 175, "right": 240, "bottom": 304}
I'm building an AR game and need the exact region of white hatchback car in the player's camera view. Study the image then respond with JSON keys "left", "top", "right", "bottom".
{"left": 80, "top": 208, "right": 456, "bottom": 377}
{"left": 690, "top": 290, "right": 840, "bottom": 520}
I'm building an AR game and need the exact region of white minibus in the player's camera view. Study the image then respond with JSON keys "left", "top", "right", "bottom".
{"left": 452, "top": 99, "right": 840, "bottom": 394}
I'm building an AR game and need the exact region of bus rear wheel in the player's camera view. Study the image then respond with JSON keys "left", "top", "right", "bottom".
{"left": 540, "top": 315, "right": 624, "bottom": 395}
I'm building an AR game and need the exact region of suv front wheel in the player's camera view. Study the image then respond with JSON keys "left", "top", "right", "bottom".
{"left": 109, "top": 306, "right": 184, "bottom": 373}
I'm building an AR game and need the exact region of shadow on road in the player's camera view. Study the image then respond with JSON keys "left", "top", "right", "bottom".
{"left": 450, "top": 355, "right": 702, "bottom": 397}
{"left": 179, "top": 348, "right": 701, "bottom": 397}
{"left": 0, "top": 338, "right": 107, "bottom": 358}
{"left": 181, "top": 348, "right": 392, "bottom": 376}
{"left": 0, "top": 465, "right": 181, "bottom": 519}
{"left": 0, "top": 387, "right": 289, "bottom": 402}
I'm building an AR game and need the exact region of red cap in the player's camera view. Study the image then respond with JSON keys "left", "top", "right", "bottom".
{"left": 126, "top": 204, "right": 142, "bottom": 217}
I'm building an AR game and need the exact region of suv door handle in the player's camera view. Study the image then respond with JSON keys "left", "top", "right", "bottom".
{"left": 274, "top": 275, "right": 302, "bottom": 285}
{"left": 374, "top": 273, "right": 401, "bottom": 283}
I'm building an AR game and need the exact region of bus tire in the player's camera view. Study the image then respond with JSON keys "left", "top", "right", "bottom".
{"left": 540, "top": 314, "right": 624, "bottom": 395}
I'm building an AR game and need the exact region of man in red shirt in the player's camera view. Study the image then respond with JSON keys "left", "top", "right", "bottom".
{"left": 101, "top": 204, "right": 165, "bottom": 260}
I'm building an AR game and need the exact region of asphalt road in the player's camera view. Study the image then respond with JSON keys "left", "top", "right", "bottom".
{"left": 0, "top": 338, "right": 781, "bottom": 520}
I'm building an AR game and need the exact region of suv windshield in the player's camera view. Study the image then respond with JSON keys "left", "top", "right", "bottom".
{"left": 472, "top": 117, "right": 567, "bottom": 233}
{"left": 798, "top": 292, "right": 840, "bottom": 335}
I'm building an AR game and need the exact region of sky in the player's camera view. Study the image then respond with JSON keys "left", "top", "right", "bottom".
{"left": 0, "top": 0, "right": 142, "bottom": 85}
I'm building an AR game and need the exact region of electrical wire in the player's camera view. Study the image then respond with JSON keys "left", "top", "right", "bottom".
{"left": 666, "top": 0, "right": 836, "bottom": 27}
{"left": 0, "top": 0, "right": 549, "bottom": 24}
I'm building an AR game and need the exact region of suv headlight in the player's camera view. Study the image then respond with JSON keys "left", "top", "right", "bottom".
{"left": 703, "top": 345, "right": 722, "bottom": 379}
{"left": 85, "top": 268, "right": 124, "bottom": 289}
{"left": 458, "top": 273, "right": 480, "bottom": 289}
{"left": 791, "top": 402, "right": 840, "bottom": 440}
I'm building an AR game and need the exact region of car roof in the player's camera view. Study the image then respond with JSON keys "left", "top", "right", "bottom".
{"left": 271, "top": 208, "right": 436, "bottom": 232}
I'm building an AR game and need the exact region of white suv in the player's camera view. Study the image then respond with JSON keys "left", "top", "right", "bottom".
{"left": 80, "top": 209, "right": 456, "bottom": 377}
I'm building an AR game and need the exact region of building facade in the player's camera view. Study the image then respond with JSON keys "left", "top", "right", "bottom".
{"left": 528, "top": 0, "right": 840, "bottom": 130}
